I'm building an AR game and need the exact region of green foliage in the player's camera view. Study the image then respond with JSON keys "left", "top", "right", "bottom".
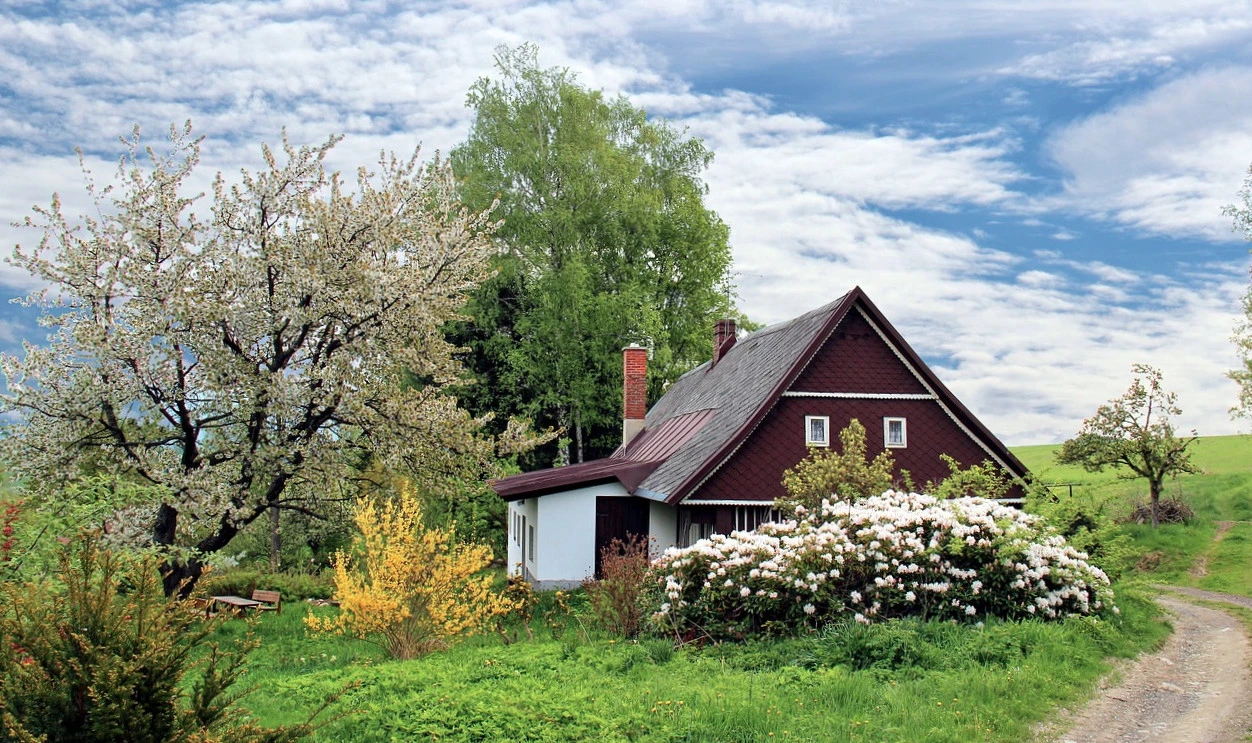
{"left": 779, "top": 419, "right": 895, "bottom": 514}
{"left": 0, "top": 533, "right": 321, "bottom": 742}
{"left": 448, "top": 43, "right": 736, "bottom": 467}
{"left": 201, "top": 569, "right": 335, "bottom": 601}
{"left": 1056, "top": 364, "right": 1198, "bottom": 527}
{"left": 926, "top": 455, "right": 1013, "bottom": 500}
{"left": 1, "top": 476, "right": 164, "bottom": 581}
{"left": 1025, "top": 485, "right": 1139, "bottom": 582}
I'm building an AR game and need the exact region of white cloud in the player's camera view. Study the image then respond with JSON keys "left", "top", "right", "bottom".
{"left": 1, "top": 0, "right": 1249, "bottom": 448}
{"left": 1047, "top": 66, "right": 1252, "bottom": 240}
{"left": 1002, "top": 15, "right": 1252, "bottom": 83}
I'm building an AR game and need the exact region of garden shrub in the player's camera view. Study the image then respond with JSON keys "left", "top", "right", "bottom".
{"left": 306, "top": 483, "right": 516, "bottom": 659}
{"left": 778, "top": 419, "right": 894, "bottom": 514}
{"left": 0, "top": 533, "right": 321, "bottom": 742}
{"left": 646, "top": 491, "right": 1114, "bottom": 640}
{"left": 201, "top": 569, "right": 334, "bottom": 601}
{"left": 583, "top": 536, "right": 650, "bottom": 637}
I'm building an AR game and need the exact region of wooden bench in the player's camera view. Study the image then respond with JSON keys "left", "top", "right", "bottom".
{"left": 251, "top": 589, "right": 282, "bottom": 614}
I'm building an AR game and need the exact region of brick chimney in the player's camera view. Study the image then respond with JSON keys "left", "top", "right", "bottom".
{"left": 713, "top": 318, "right": 737, "bottom": 365}
{"left": 622, "top": 344, "right": 647, "bottom": 447}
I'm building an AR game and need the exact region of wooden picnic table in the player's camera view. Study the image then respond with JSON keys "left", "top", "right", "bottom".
{"left": 211, "top": 595, "right": 263, "bottom": 613}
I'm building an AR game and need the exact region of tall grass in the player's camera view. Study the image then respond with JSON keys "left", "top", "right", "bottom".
{"left": 230, "top": 591, "right": 1166, "bottom": 742}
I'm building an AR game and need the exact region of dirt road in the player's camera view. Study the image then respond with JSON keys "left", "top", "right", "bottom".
{"left": 1045, "top": 589, "right": 1252, "bottom": 743}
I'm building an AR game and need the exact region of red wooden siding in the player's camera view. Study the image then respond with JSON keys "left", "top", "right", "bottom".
{"left": 690, "top": 398, "right": 1023, "bottom": 502}
{"left": 790, "top": 310, "right": 929, "bottom": 395}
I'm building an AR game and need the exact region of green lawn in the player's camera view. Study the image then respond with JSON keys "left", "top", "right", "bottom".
{"left": 232, "top": 593, "right": 1165, "bottom": 743}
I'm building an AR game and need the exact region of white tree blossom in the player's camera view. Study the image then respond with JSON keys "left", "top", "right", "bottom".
{"left": 2, "top": 123, "right": 534, "bottom": 592}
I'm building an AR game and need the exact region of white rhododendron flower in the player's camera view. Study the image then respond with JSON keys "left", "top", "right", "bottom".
{"left": 646, "top": 492, "right": 1115, "bottom": 639}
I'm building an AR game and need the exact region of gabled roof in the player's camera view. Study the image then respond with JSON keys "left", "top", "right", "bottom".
{"left": 490, "top": 286, "right": 1030, "bottom": 503}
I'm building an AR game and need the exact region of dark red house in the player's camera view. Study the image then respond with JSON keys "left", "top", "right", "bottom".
{"left": 493, "top": 287, "right": 1031, "bottom": 587}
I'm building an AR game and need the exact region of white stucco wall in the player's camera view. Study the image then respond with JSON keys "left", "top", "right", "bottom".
{"left": 649, "top": 500, "right": 678, "bottom": 558}
{"left": 506, "top": 498, "right": 539, "bottom": 579}
{"left": 533, "top": 482, "right": 627, "bottom": 586}
{"left": 510, "top": 486, "right": 680, "bottom": 588}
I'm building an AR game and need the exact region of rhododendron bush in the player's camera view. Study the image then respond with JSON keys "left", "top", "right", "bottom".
{"left": 647, "top": 492, "right": 1114, "bottom": 639}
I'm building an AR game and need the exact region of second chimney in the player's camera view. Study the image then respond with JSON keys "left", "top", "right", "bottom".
{"left": 713, "top": 318, "right": 737, "bottom": 365}
{"left": 622, "top": 344, "right": 647, "bottom": 447}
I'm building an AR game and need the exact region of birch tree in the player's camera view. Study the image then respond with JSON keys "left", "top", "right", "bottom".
{"left": 2, "top": 123, "right": 535, "bottom": 593}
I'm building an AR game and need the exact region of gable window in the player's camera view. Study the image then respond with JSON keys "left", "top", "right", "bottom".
{"left": 805, "top": 415, "right": 830, "bottom": 447}
{"left": 884, "top": 417, "right": 907, "bottom": 448}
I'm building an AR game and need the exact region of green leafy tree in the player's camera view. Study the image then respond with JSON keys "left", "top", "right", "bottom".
{"left": 1056, "top": 364, "right": 1198, "bottom": 528}
{"left": 449, "top": 44, "right": 736, "bottom": 466}
{"left": 780, "top": 419, "right": 895, "bottom": 514}
{"left": 924, "top": 455, "right": 1013, "bottom": 500}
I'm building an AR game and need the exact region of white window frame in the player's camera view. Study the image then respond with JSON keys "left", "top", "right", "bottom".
{"left": 528, "top": 524, "right": 536, "bottom": 561}
{"left": 805, "top": 415, "right": 830, "bottom": 447}
{"left": 884, "top": 417, "right": 907, "bottom": 448}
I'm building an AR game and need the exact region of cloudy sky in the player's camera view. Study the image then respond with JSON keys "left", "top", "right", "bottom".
{"left": 3, "top": 0, "right": 1252, "bottom": 446}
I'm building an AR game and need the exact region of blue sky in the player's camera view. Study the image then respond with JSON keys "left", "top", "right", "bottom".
{"left": 3, "top": 0, "right": 1252, "bottom": 445}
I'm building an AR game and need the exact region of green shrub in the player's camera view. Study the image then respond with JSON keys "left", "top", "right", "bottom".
{"left": 202, "top": 569, "right": 334, "bottom": 601}
{"left": 0, "top": 533, "right": 324, "bottom": 742}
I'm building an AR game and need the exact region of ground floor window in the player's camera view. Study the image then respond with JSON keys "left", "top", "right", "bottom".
{"left": 884, "top": 417, "right": 907, "bottom": 448}
{"left": 734, "top": 505, "right": 781, "bottom": 532}
{"left": 677, "top": 508, "right": 716, "bottom": 547}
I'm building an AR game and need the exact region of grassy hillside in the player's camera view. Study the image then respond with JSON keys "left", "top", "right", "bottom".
{"left": 1013, "top": 435, "right": 1252, "bottom": 595}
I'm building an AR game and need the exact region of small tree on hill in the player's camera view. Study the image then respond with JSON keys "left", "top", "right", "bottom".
{"left": 780, "top": 419, "right": 895, "bottom": 514}
{"left": 1225, "top": 162, "right": 1252, "bottom": 417}
{"left": 1056, "top": 364, "right": 1197, "bottom": 528}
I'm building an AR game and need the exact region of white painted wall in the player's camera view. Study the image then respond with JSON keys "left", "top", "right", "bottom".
{"left": 533, "top": 482, "right": 626, "bottom": 586}
{"left": 506, "top": 498, "right": 539, "bottom": 579}
{"left": 649, "top": 500, "right": 678, "bottom": 558}
{"left": 509, "top": 486, "right": 679, "bottom": 588}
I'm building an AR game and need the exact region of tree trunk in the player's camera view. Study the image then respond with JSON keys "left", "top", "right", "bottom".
{"left": 575, "top": 413, "right": 584, "bottom": 464}
{"left": 1149, "top": 479, "right": 1161, "bottom": 528}
{"left": 269, "top": 503, "right": 281, "bottom": 572}
{"left": 153, "top": 503, "right": 202, "bottom": 597}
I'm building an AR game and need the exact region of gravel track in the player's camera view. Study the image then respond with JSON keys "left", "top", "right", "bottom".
{"left": 1044, "top": 590, "right": 1252, "bottom": 743}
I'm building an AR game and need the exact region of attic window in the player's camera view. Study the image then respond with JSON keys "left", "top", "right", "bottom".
{"left": 805, "top": 416, "right": 830, "bottom": 447}
{"left": 884, "top": 417, "right": 907, "bottom": 448}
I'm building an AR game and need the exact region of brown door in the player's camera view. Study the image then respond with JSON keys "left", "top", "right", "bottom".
{"left": 594, "top": 497, "right": 649, "bottom": 578}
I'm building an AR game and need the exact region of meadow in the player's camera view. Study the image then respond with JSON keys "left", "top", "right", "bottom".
{"left": 216, "top": 436, "right": 1252, "bottom": 741}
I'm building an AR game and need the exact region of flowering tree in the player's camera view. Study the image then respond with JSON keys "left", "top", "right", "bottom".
{"left": 1226, "top": 163, "right": 1252, "bottom": 417}
{"left": 1, "top": 123, "right": 536, "bottom": 593}
{"left": 1056, "top": 364, "right": 1197, "bottom": 528}
{"left": 647, "top": 492, "right": 1114, "bottom": 640}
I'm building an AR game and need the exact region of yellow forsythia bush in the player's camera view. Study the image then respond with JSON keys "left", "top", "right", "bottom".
{"left": 306, "top": 483, "right": 514, "bottom": 659}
